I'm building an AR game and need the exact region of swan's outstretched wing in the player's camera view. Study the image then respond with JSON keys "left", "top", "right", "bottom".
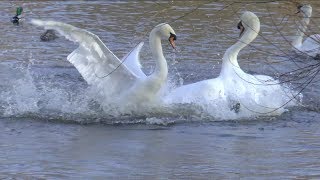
{"left": 121, "top": 42, "right": 146, "bottom": 78}
{"left": 31, "top": 19, "right": 139, "bottom": 91}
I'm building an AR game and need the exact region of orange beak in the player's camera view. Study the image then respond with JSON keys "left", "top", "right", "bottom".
{"left": 239, "top": 26, "right": 245, "bottom": 38}
{"left": 168, "top": 33, "right": 177, "bottom": 50}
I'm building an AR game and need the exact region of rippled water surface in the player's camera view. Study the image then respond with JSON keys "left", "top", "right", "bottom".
{"left": 1, "top": 0, "right": 320, "bottom": 179}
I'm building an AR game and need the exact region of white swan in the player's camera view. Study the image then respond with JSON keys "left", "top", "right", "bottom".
{"left": 31, "top": 20, "right": 177, "bottom": 107}
{"left": 292, "top": 4, "right": 320, "bottom": 58}
{"left": 165, "top": 11, "right": 296, "bottom": 118}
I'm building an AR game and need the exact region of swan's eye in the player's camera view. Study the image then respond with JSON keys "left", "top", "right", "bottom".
{"left": 170, "top": 32, "right": 177, "bottom": 40}
{"left": 297, "top": 4, "right": 303, "bottom": 10}
{"left": 237, "top": 21, "right": 245, "bottom": 38}
{"left": 237, "top": 21, "right": 243, "bottom": 29}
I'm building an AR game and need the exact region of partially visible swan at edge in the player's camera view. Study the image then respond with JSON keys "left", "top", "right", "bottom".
{"left": 165, "top": 11, "right": 297, "bottom": 117}
{"left": 292, "top": 4, "right": 320, "bottom": 58}
{"left": 31, "top": 20, "right": 177, "bottom": 107}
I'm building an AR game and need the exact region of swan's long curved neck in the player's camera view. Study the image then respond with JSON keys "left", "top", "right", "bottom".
{"left": 292, "top": 12, "right": 311, "bottom": 48}
{"left": 220, "top": 28, "right": 258, "bottom": 77}
{"left": 149, "top": 30, "right": 167, "bottom": 81}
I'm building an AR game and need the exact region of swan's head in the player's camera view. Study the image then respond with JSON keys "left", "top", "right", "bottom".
{"left": 297, "top": 4, "right": 312, "bottom": 18}
{"left": 155, "top": 23, "right": 177, "bottom": 49}
{"left": 237, "top": 11, "right": 260, "bottom": 38}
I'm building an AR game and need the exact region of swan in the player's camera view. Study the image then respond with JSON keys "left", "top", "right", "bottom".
{"left": 31, "top": 20, "right": 177, "bottom": 108}
{"left": 292, "top": 4, "right": 320, "bottom": 58}
{"left": 165, "top": 11, "right": 296, "bottom": 118}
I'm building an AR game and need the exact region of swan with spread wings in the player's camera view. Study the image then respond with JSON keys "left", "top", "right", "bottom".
{"left": 32, "top": 20, "right": 177, "bottom": 107}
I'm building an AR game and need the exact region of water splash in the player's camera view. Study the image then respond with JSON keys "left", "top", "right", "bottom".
{"left": 0, "top": 59, "right": 303, "bottom": 124}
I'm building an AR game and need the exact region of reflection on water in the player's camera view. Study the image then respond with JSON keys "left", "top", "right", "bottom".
{"left": 0, "top": 0, "right": 320, "bottom": 178}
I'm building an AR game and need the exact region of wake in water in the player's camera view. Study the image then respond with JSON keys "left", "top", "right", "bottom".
{"left": 4, "top": 34, "right": 300, "bottom": 122}
{"left": 0, "top": 61, "right": 179, "bottom": 124}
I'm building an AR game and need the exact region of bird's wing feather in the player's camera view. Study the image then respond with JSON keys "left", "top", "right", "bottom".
{"left": 121, "top": 42, "right": 146, "bottom": 78}
{"left": 31, "top": 19, "right": 138, "bottom": 94}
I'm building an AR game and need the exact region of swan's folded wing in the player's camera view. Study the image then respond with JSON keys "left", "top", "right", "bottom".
{"left": 31, "top": 19, "right": 138, "bottom": 89}
{"left": 121, "top": 42, "right": 146, "bottom": 78}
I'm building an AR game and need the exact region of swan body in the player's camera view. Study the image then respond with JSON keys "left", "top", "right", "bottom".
{"left": 31, "top": 20, "right": 177, "bottom": 107}
{"left": 165, "top": 11, "right": 296, "bottom": 118}
{"left": 292, "top": 4, "right": 320, "bottom": 58}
